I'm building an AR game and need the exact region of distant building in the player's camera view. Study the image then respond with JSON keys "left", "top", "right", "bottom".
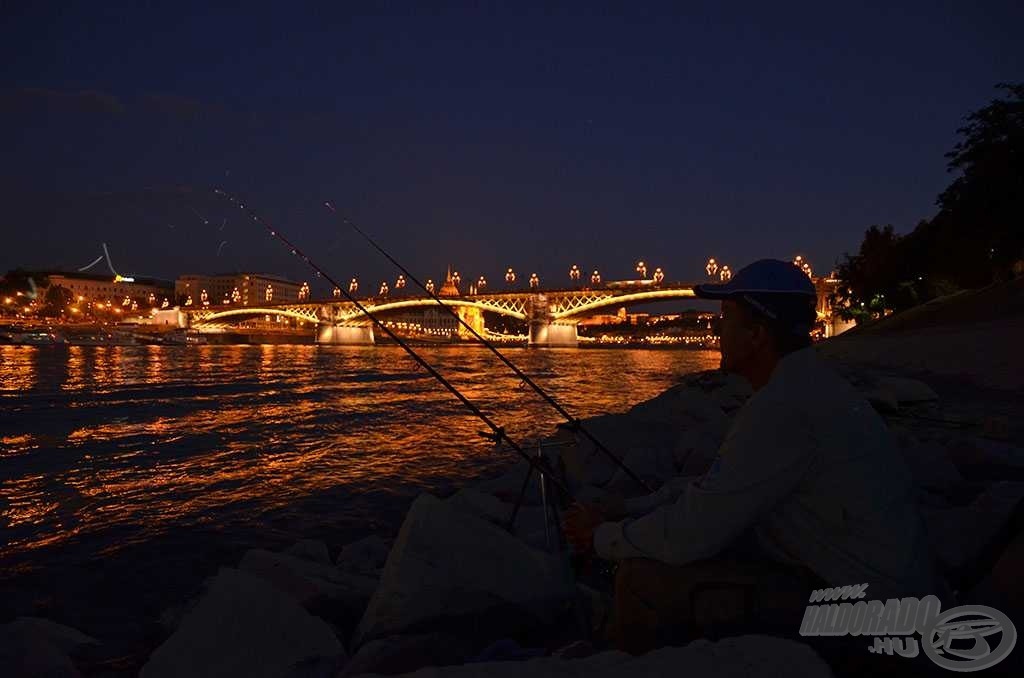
{"left": 39, "top": 271, "right": 173, "bottom": 305}
{"left": 175, "top": 273, "right": 303, "bottom": 307}
{"left": 437, "top": 266, "right": 461, "bottom": 297}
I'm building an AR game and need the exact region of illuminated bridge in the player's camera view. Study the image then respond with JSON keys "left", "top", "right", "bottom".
{"left": 181, "top": 283, "right": 698, "bottom": 347}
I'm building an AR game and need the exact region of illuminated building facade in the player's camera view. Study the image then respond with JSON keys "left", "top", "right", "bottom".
{"left": 175, "top": 273, "right": 302, "bottom": 307}
{"left": 41, "top": 271, "right": 173, "bottom": 304}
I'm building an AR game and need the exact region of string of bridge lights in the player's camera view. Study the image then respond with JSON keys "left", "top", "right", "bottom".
{"left": 174, "top": 256, "right": 813, "bottom": 308}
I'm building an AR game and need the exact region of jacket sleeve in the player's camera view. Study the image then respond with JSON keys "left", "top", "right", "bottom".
{"left": 594, "top": 396, "right": 816, "bottom": 563}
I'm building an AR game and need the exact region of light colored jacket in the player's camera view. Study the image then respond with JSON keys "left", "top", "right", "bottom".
{"left": 594, "top": 347, "right": 936, "bottom": 599}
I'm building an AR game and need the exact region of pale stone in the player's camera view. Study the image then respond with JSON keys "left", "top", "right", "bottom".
{"left": 286, "top": 539, "right": 333, "bottom": 565}
{"left": 922, "top": 481, "right": 1024, "bottom": 572}
{"left": 627, "top": 385, "right": 728, "bottom": 427}
{"left": 363, "top": 634, "right": 831, "bottom": 677}
{"left": 141, "top": 567, "right": 344, "bottom": 678}
{"left": 874, "top": 376, "right": 938, "bottom": 403}
{"left": 899, "top": 440, "right": 963, "bottom": 493}
{"left": 352, "top": 493, "right": 574, "bottom": 648}
{"left": 337, "top": 535, "right": 392, "bottom": 575}
{"left": 0, "top": 617, "right": 98, "bottom": 654}
{"left": 339, "top": 633, "right": 474, "bottom": 677}
{"left": 239, "top": 548, "right": 377, "bottom": 608}
{"left": 446, "top": 488, "right": 550, "bottom": 538}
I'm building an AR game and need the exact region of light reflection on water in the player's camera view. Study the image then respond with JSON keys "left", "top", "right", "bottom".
{"left": 0, "top": 344, "right": 717, "bottom": 640}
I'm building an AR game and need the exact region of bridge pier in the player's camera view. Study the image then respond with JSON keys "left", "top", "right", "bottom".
{"left": 316, "top": 324, "right": 375, "bottom": 345}
{"left": 528, "top": 321, "right": 578, "bottom": 347}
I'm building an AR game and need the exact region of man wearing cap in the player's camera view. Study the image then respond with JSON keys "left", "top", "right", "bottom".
{"left": 564, "top": 259, "right": 936, "bottom": 654}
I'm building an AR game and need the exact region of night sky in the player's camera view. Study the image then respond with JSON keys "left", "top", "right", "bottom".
{"left": 2, "top": 2, "right": 1021, "bottom": 293}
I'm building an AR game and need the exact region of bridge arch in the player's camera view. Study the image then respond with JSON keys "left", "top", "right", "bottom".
{"left": 552, "top": 287, "right": 696, "bottom": 320}
{"left": 191, "top": 306, "right": 322, "bottom": 326}
{"left": 335, "top": 297, "right": 527, "bottom": 322}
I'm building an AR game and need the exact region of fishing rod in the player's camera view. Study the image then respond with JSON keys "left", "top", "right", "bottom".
{"left": 323, "top": 202, "right": 652, "bottom": 494}
{"left": 213, "top": 188, "right": 574, "bottom": 503}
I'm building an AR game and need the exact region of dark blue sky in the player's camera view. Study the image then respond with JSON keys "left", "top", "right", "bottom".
{"left": 1, "top": 2, "right": 1021, "bottom": 292}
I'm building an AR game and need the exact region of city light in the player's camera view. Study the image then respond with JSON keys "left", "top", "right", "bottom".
{"left": 298, "top": 282, "right": 310, "bottom": 300}
{"left": 793, "top": 255, "right": 813, "bottom": 278}
{"left": 265, "top": 284, "right": 273, "bottom": 302}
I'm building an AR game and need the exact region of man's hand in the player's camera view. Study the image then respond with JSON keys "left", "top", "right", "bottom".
{"left": 562, "top": 503, "right": 605, "bottom": 555}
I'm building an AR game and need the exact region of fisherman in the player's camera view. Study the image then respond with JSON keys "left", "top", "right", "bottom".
{"left": 563, "top": 259, "right": 938, "bottom": 654}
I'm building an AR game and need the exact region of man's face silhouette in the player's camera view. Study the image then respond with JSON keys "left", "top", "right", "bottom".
{"left": 719, "top": 299, "right": 767, "bottom": 375}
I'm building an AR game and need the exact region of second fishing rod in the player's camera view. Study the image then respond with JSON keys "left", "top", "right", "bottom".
{"left": 214, "top": 189, "right": 574, "bottom": 509}
{"left": 323, "top": 202, "right": 651, "bottom": 494}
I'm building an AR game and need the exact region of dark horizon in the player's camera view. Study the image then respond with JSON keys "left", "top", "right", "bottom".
{"left": 2, "top": 2, "right": 1022, "bottom": 291}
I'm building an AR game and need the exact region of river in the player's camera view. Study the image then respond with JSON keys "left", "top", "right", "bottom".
{"left": 0, "top": 344, "right": 718, "bottom": 652}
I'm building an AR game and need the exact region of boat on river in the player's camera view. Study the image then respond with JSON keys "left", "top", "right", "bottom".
{"left": 4, "top": 330, "right": 66, "bottom": 345}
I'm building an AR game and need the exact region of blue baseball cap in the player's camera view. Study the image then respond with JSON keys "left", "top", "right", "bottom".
{"left": 695, "top": 259, "right": 817, "bottom": 331}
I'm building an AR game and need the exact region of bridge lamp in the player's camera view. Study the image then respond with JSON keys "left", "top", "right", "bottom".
{"left": 505, "top": 268, "right": 516, "bottom": 284}
{"left": 426, "top": 279, "right": 435, "bottom": 294}
{"left": 653, "top": 267, "right": 665, "bottom": 284}
{"left": 452, "top": 271, "right": 461, "bottom": 286}
{"left": 477, "top": 276, "right": 486, "bottom": 290}
{"left": 185, "top": 296, "right": 193, "bottom": 306}
{"left": 636, "top": 260, "right": 647, "bottom": 278}
{"left": 591, "top": 270, "right": 601, "bottom": 285}
{"left": 349, "top": 278, "right": 358, "bottom": 294}
{"left": 396, "top": 275, "right": 406, "bottom": 289}
{"left": 529, "top": 273, "right": 539, "bottom": 289}
{"left": 333, "top": 287, "right": 341, "bottom": 298}
{"left": 232, "top": 287, "right": 241, "bottom": 303}
{"left": 706, "top": 258, "right": 718, "bottom": 278}
{"left": 720, "top": 265, "right": 732, "bottom": 281}
{"left": 569, "top": 264, "right": 581, "bottom": 282}
{"left": 379, "top": 281, "right": 389, "bottom": 297}
{"left": 266, "top": 284, "right": 274, "bottom": 302}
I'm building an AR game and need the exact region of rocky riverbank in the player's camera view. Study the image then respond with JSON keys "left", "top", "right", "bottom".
{"left": 4, "top": 282, "right": 1022, "bottom": 677}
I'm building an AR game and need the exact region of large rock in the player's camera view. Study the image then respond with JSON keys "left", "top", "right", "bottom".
{"left": 239, "top": 548, "right": 378, "bottom": 609}
{"left": 339, "top": 633, "right": 474, "bottom": 677}
{"left": 285, "top": 539, "right": 333, "bottom": 565}
{"left": 922, "top": 481, "right": 1024, "bottom": 573}
{"left": 141, "top": 567, "right": 345, "bottom": 678}
{"left": 337, "top": 535, "right": 393, "bottom": 576}
{"left": 447, "top": 489, "right": 551, "bottom": 539}
{"left": 897, "top": 439, "right": 963, "bottom": 494}
{"left": 352, "top": 493, "right": 574, "bottom": 648}
{"left": 0, "top": 617, "right": 98, "bottom": 678}
{"left": 626, "top": 385, "right": 729, "bottom": 427}
{"left": 367, "top": 634, "right": 831, "bottom": 677}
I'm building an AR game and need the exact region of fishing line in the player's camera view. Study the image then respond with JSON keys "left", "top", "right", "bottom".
{"left": 213, "top": 188, "right": 574, "bottom": 502}
{"left": 323, "top": 202, "right": 651, "bottom": 493}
